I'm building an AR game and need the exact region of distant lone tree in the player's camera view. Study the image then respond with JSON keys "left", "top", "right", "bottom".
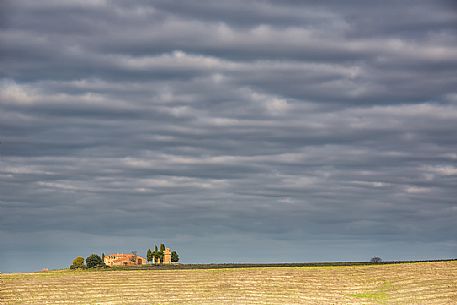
{"left": 171, "top": 251, "right": 179, "bottom": 262}
{"left": 86, "top": 254, "right": 104, "bottom": 268}
{"left": 160, "top": 243, "right": 165, "bottom": 253}
{"left": 70, "top": 256, "right": 85, "bottom": 269}
{"left": 370, "top": 256, "right": 382, "bottom": 263}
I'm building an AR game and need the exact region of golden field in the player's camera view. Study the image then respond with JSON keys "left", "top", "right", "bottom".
{"left": 1, "top": 261, "right": 456, "bottom": 304}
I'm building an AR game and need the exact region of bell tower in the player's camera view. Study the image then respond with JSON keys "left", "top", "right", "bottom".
{"left": 164, "top": 248, "right": 171, "bottom": 264}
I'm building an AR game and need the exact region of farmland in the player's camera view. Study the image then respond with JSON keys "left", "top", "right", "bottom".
{"left": 1, "top": 261, "right": 456, "bottom": 304}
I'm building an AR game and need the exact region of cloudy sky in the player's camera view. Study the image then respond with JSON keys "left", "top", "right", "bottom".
{"left": 1, "top": 0, "right": 457, "bottom": 272}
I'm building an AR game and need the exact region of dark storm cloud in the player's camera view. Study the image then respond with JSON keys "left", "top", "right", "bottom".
{"left": 1, "top": 0, "right": 457, "bottom": 272}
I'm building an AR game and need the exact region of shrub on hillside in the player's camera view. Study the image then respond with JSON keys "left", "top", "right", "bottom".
{"left": 86, "top": 254, "right": 105, "bottom": 268}
{"left": 70, "top": 256, "right": 85, "bottom": 269}
{"left": 171, "top": 251, "right": 179, "bottom": 262}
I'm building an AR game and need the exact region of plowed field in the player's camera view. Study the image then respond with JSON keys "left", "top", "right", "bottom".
{"left": 1, "top": 261, "right": 456, "bottom": 304}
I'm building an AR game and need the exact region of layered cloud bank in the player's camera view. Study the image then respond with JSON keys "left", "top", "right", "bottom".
{"left": 1, "top": 0, "right": 456, "bottom": 271}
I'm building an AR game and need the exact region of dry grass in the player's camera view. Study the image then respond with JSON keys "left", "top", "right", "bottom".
{"left": 1, "top": 261, "right": 456, "bottom": 304}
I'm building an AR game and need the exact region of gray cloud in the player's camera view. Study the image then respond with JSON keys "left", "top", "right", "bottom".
{"left": 1, "top": 0, "right": 456, "bottom": 272}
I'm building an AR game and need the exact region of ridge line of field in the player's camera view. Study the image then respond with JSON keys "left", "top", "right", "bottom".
{"left": 85, "top": 258, "right": 457, "bottom": 272}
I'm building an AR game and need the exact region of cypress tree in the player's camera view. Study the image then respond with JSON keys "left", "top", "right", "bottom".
{"left": 159, "top": 243, "right": 165, "bottom": 263}
{"left": 146, "top": 249, "right": 153, "bottom": 262}
{"left": 153, "top": 245, "right": 159, "bottom": 263}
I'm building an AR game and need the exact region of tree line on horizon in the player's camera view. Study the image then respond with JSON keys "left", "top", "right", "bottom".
{"left": 70, "top": 254, "right": 104, "bottom": 269}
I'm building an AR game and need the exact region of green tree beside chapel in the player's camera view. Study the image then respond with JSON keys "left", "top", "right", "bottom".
{"left": 171, "top": 251, "right": 179, "bottom": 262}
